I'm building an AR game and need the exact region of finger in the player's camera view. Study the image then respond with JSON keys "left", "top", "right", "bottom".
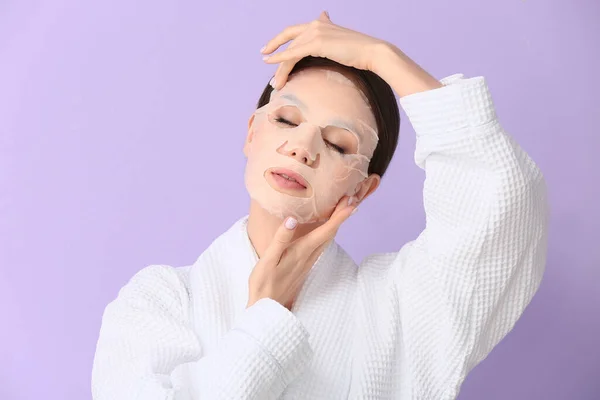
{"left": 299, "top": 196, "right": 357, "bottom": 251}
{"left": 263, "top": 41, "right": 321, "bottom": 64}
{"left": 307, "top": 239, "right": 330, "bottom": 267}
{"left": 286, "top": 239, "right": 330, "bottom": 303}
{"left": 273, "top": 59, "right": 299, "bottom": 90}
{"left": 271, "top": 38, "right": 305, "bottom": 89}
{"left": 260, "top": 24, "right": 308, "bottom": 55}
{"left": 288, "top": 239, "right": 329, "bottom": 294}
{"left": 263, "top": 217, "right": 298, "bottom": 262}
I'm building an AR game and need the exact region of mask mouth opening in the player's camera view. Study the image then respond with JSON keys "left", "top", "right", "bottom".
{"left": 264, "top": 167, "right": 313, "bottom": 198}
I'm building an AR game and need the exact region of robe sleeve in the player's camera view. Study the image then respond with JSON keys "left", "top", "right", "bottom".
{"left": 92, "top": 265, "right": 313, "bottom": 399}
{"left": 391, "top": 74, "right": 549, "bottom": 399}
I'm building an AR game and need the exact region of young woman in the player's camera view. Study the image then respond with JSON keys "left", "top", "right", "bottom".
{"left": 92, "top": 12, "right": 548, "bottom": 400}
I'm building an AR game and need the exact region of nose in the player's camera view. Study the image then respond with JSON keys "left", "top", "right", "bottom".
{"left": 286, "top": 147, "right": 315, "bottom": 166}
{"left": 280, "top": 123, "right": 320, "bottom": 167}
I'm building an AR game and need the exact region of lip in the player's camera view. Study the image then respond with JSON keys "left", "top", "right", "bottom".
{"left": 269, "top": 168, "right": 310, "bottom": 188}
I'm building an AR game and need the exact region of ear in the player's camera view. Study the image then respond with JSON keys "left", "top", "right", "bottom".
{"left": 353, "top": 174, "right": 381, "bottom": 204}
{"left": 244, "top": 114, "right": 256, "bottom": 157}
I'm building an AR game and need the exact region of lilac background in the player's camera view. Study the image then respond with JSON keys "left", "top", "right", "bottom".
{"left": 1, "top": 0, "right": 598, "bottom": 399}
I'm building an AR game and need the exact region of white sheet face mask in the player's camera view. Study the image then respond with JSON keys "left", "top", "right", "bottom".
{"left": 244, "top": 68, "right": 379, "bottom": 223}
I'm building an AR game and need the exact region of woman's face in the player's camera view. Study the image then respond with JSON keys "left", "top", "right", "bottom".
{"left": 244, "top": 68, "right": 379, "bottom": 223}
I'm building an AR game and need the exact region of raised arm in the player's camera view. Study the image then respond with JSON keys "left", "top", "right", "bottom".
{"left": 92, "top": 265, "right": 313, "bottom": 399}
{"left": 390, "top": 73, "right": 548, "bottom": 398}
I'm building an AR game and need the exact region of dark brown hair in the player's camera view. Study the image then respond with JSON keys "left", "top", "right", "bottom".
{"left": 257, "top": 56, "right": 400, "bottom": 178}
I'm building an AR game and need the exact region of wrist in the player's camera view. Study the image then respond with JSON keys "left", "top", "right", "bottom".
{"left": 371, "top": 43, "right": 443, "bottom": 98}
{"left": 369, "top": 41, "right": 399, "bottom": 76}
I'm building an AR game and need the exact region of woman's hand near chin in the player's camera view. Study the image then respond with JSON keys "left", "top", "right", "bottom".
{"left": 247, "top": 195, "right": 358, "bottom": 311}
{"left": 261, "top": 11, "right": 442, "bottom": 98}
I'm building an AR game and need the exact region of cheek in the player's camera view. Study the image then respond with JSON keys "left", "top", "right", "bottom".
{"left": 249, "top": 124, "right": 279, "bottom": 155}
{"left": 319, "top": 158, "right": 364, "bottom": 193}
{"left": 359, "top": 134, "right": 378, "bottom": 160}
{"left": 322, "top": 155, "right": 369, "bottom": 200}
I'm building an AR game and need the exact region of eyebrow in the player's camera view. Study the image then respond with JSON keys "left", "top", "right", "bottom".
{"left": 326, "top": 118, "right": 360, "bottom": 136}
{"left": 279, "top": 93, "right": 309, "bottom": 112}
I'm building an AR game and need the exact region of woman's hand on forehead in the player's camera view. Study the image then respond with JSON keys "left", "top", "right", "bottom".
{"left": 260, "top": 11, "right": 388, "bottom": 90}
{"left": 260, "top": 11, "right": 443, "bottom": 99}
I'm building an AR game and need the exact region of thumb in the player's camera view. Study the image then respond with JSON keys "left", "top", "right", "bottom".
{"left": 318, "top": 11, "right": 331, "bottom": 22}
{"left": 263, "top": 217, "right": 298, "bottom": 262}
{"left": 299, "top": 195, "right": 356, "bottom": 251}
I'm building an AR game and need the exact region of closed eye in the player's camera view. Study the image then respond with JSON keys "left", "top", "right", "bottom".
{"left": 274, "top": 117, "right": 297, "bottom": 127}
{"left": 325, "top": 141, "right": 346, "bottom": 154}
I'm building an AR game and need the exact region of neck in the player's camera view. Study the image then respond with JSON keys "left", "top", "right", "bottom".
{"left": 247, "top": 200, "right": 323, "bottom": 258}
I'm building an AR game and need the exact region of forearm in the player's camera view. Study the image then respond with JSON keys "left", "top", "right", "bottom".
{"left": 371, "top": 43, "right": 443, "bottom": 98}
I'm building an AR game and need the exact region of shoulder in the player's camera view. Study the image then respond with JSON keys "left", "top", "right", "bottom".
{"left": 124, "top": 264, "right": 192, "bottom": 295}
{"left": 356, "top": 241, "right": 418, "bottom": 281}
{"left": 112, "top": 264, "right": 193, "bottom": 319}
{"left": 119, "top": 217, "right": 247, "bottom": 309}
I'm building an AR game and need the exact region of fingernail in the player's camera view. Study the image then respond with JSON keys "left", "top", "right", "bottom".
{"left": 347, "top": 196, "right": 355, "bottom": 206}
{"left": 262, "top": 55, "right": 270, "bottom": 61}
{"left": 269, "top": 77, "right": 276, "bottom": 88}
{"left": 351, "top": 207, "right": 359, "bottom": 215}
{"left": 285, "top": 217, "right": 297, "bottom": 230}
{"left": 260, "top": 45, "right": 266, "bottom": 53}
{"left": 325, "top": 10, "right": 330, "bottom": 18}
